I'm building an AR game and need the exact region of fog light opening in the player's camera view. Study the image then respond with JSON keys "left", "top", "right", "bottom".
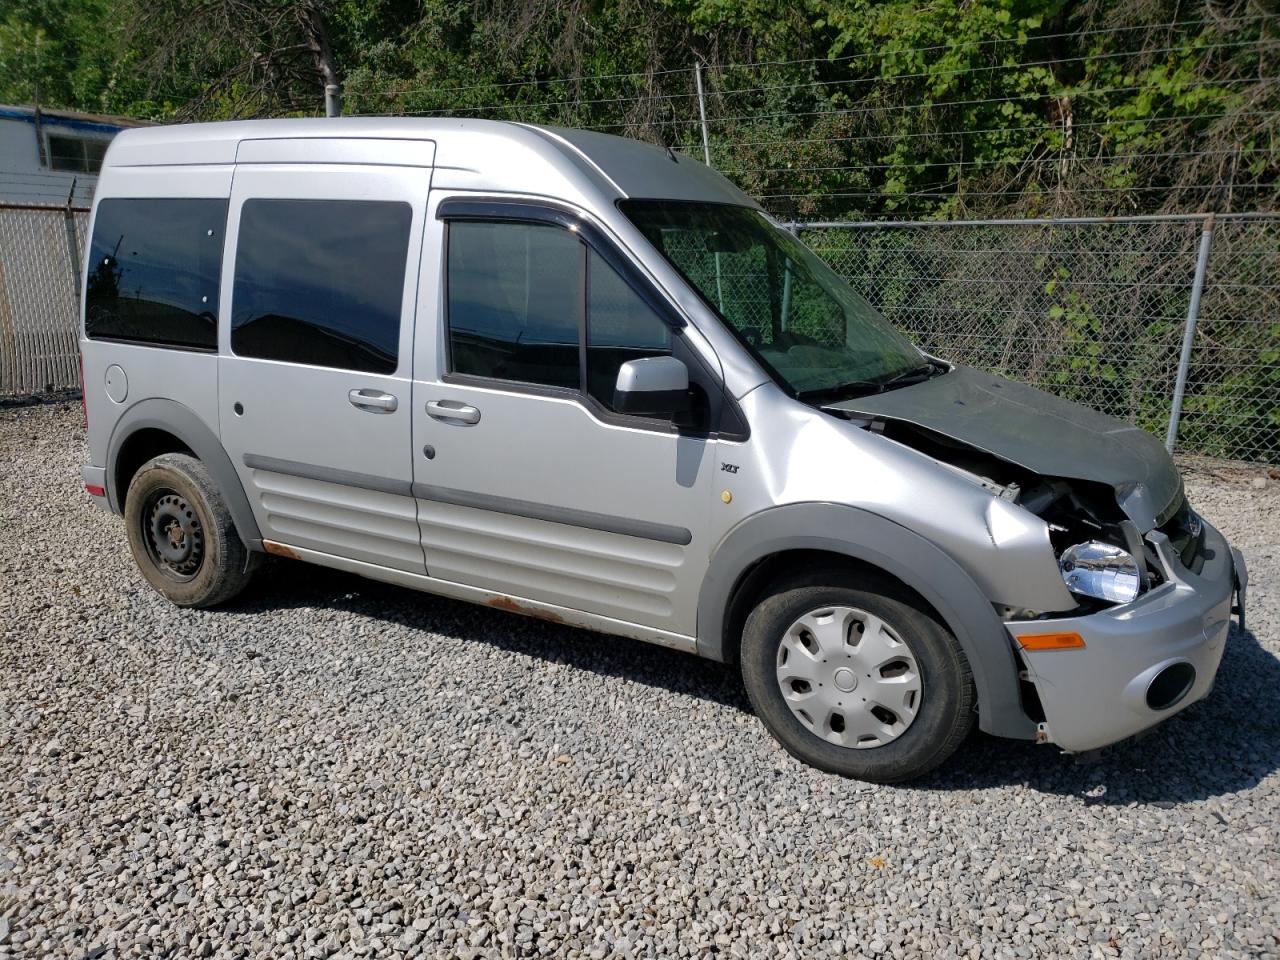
{"left": 1146, "top": 662, "right": 1196, "bottom": 711}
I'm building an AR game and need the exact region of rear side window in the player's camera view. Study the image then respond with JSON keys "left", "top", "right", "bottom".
{"left": 446, "top": 221, "right": 582, "bottom": 389}
{"left": 85, "top": 197, "right": 227, "bottom": 350}
{"left": 231, "top": 199, "right": 412, "bottom": 374}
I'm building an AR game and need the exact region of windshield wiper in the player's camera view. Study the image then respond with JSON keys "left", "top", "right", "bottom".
{"left": 797, "top": 361, "right": 944, "bottom": 403}
{"left": 796, "top": 379, "right": 883, "bottom": 402}
{"left": 877, "top": 361, "right": 943, "bottom": 389}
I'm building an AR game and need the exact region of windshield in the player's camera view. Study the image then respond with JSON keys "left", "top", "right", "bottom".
{"left": 620, "top": 200, "right": 926, "bottom": 397}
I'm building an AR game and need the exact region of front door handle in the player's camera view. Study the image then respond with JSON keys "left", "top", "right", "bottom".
{"left": 348, "top": 389, "right": 398, "bottom": 413}
{"left": 426, "top": 399, "right": 481, "bottom": 425}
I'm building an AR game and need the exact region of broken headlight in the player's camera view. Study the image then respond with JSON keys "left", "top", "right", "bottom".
{"left": 1059, "top": 541, "right": 1141, "bottom": 604}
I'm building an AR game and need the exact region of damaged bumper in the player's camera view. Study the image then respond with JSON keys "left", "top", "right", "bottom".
{"left": 1004, "top": 518, "right": 1243, "bottom": 753}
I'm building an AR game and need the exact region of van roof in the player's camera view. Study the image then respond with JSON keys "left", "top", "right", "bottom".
{"left": 104, "top": 116, "right": 757, "bottom": 208}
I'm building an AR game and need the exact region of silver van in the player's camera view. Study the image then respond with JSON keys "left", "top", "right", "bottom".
{"left": 79, "top": 118, "right": 1246, "bottom": 782}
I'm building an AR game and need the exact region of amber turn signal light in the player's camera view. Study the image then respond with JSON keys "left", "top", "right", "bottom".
{"left": 1017, "top": 631, "right": 1086, "bottom": 651}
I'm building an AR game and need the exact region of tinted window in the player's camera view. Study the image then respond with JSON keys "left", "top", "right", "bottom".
{"left": 85, "top": 197, "right": 226, "bottom": 350}
{"left": 231, "top": 199, "right": 411, "bottom": 374}
{"left": 447, "top": 221, "right": 581, "bottom": 389}
{"left": 586, "top": 250, "right": 671, "bottom": 408}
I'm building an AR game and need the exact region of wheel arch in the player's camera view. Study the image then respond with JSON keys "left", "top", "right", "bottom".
{"left": 107, "top": 398, "right": 262, "bottom": 551}
{"left": 696, "top": 502, "right": 1036, "bottom": 740}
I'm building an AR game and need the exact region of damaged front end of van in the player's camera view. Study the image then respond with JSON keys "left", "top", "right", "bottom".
{"left": 826, "top": 365, "right": 1248, "bottom": 752}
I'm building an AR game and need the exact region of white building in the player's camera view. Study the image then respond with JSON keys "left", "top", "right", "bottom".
{"left": 0, "top": 105, "right": 147, "bottom": 208}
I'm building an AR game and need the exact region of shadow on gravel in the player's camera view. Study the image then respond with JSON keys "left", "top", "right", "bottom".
{"left": 918, "top": 624, "right": 1280, "bottom": 805}
{"left": 0, "top": 388, "right": 82, "bottom": 410}
{"left": 234, "top": 557, "right": 755, "bottom": 715}
{"left": 235, "top": 561, "right": 1278, "bottom": 804}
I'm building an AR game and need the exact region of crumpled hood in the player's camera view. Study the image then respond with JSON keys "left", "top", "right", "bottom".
{"left": 827, "top": 365, "right": 1183, "bottom": 531}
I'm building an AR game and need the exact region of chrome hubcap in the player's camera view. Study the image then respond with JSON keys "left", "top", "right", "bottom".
{"left": 775, "top": 605, "right": 922, "bottom": 749}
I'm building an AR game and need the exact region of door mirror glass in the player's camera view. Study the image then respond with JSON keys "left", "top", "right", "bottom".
{"left": 613, "top": 356, "right": 690, "bottom": 418}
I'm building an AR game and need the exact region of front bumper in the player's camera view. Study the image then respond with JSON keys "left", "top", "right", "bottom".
{"left": 1004, "top": 519, "right": 1243, "bottom": 753}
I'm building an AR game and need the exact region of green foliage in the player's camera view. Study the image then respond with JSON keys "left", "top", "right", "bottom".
{"left": 0, "top": 0, "right": 123, "bottom": 111}
{"left": 1, "top": 0, "right": 1276, "bottom": 460}
{"left": 2, "top": 0, "right": 1274, "bottom": 221}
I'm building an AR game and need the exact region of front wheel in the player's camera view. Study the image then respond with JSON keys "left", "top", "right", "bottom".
{"left": 741, "top": 571, "right": 975, "bottom": 783}
{"left": 124, "top": 452, "right": 254, "bottom": 608}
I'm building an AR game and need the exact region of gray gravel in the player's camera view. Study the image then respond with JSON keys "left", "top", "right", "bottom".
{"left": 1, "top": 401, "right": 1278, "bottom": 960}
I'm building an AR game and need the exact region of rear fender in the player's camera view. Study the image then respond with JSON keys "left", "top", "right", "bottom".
{"left": 106, "top": 398, "right": 262, "bottom": 550}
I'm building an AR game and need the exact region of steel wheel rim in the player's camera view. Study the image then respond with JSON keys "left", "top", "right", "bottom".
{"left": 142, "top": 489, "right": 204, "bottom": 582}
{"left": 775, "top": 605, "right": 923, "bottom": 749}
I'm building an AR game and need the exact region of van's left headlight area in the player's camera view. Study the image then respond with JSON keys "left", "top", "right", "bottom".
{"left": 1059, "top": 540, "right": 1141, "bottom": 604}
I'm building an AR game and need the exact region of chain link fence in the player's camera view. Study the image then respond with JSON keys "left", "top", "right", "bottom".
{"left": 799, "top": 213, "right": 1279, "bottom": 464}
{"left": 0, "top": 203, "right": 87, "bottom": 398}
{"left": 1, "top": 201, "right": 1276, "bottom": 464}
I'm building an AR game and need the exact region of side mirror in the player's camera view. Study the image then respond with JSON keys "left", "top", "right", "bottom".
{"left": 613, "top": 356, "right": 690, "bottom": 419}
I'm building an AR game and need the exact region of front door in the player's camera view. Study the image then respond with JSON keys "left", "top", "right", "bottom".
{"left": 410, "top": 196, "right": 724, "bottom": 640}
{"left": 218, "top": 148, "right": 432, "bottom": 572}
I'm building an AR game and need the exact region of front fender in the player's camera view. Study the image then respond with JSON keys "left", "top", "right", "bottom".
{"left": 697, "top": 502, "right": 1036, "bottom": 740}
{"left": 106, "top": 397, "right": 262, "bottom": 550}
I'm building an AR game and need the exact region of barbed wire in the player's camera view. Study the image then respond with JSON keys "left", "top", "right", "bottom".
{"left": 347, "top": 14, "right": 1275, "bottom": 100}
{"left": 709, "top": 38, "right": 1266, "bottom": 99}
{"left": 718, "top": 110, "right": 1280, "bottom": 150}
{"left": 757, "top": 183, "right": 1276, "bottom": 202}
{"left": 347, "top": 65, "right": 691, "bottom": 99}
{"left": 696, "top": 13, "right": 1276, "bottom": 74}
{"left": 359, "top": 37, "right": 1265, "bottom": 115}
{"left": 719, "top": 147, "right": 1275, "bottom": 178}
{"left": 579, "top": 78, "right": 1248, "bottom": 131}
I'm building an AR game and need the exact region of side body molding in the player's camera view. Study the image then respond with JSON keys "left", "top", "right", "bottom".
{"left": 106, "top": 398, "right": 263, "bottom": 550}
{"left": 696, "top": 502, "right": 1036, "bottom": 740}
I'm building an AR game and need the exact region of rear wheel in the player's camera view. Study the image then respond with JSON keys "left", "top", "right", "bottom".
{"left": 124, "top": 453, "right": 254, "bottom": 608}
{"left": 741, "top": 571, "right": 975, "bottom": 783}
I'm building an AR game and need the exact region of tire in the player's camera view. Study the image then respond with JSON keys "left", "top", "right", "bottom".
{"left": 741, "top": 570, "right": 975, "bottom": 783}
{"left": 124, "top": 452, "right": 255, "bottom": 608}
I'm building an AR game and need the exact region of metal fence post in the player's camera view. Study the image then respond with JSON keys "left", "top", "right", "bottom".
{"left": 1165, "top": 213, "right": 1215, "bottom": 453}
{"left": 693, "top": 61, "right": 712, "bottom": 168}
{"left": 324, "top": 83, "right": 342, "bottom": 118}
{"left": 62, "top": 178, "right": 81, "bottom": 304}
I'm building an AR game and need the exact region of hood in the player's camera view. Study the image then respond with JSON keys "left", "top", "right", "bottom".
{"left": 826, "top": 366, "right": 1182, "bottom": 531}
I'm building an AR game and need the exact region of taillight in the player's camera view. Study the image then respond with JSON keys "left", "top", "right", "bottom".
{"left": 79, "top": 354, "right": 87, "bottom": 429}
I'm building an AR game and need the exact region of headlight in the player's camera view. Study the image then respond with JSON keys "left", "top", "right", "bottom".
{"left": 1059, "top": 541, "right": 1141, "bottom": 604}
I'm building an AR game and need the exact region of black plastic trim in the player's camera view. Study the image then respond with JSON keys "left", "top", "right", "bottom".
{"left": 696, "top": 502, "right": 1038, "bottom": 741}
{"left": 439, "top": 371, "right": 581, "bottom": 402}
{"left": 238, "top": 453, "right": 694, "bottom": 546}
{"left": 106, "top": 399, "right": 262, "bottom": 550}
{"left": 413, "top": 483, "right": 693, "bottom": 546}
{"left": 84, "top": 336, "right": 218, "bottom": 354}
{"left": 242, "top": 453, "right": 412, "bottom": 497}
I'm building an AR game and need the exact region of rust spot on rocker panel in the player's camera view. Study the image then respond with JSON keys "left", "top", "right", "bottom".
{"left": 486, "top": 595, "right": 566, "bottom": 624}
{"left": 262, "top": 540, "right": 301, "bottom": 561}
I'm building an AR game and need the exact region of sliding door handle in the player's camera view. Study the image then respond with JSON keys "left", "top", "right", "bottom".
{"left": 348, "top": 389, "right": 398, "bottom": 413}
{"left": 426, "top": 399, "right": 481, "bottom": 425}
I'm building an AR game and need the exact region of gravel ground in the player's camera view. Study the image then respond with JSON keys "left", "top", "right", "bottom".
{"left": 1, "top": 402, "right": 1277, "bottom": 960}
